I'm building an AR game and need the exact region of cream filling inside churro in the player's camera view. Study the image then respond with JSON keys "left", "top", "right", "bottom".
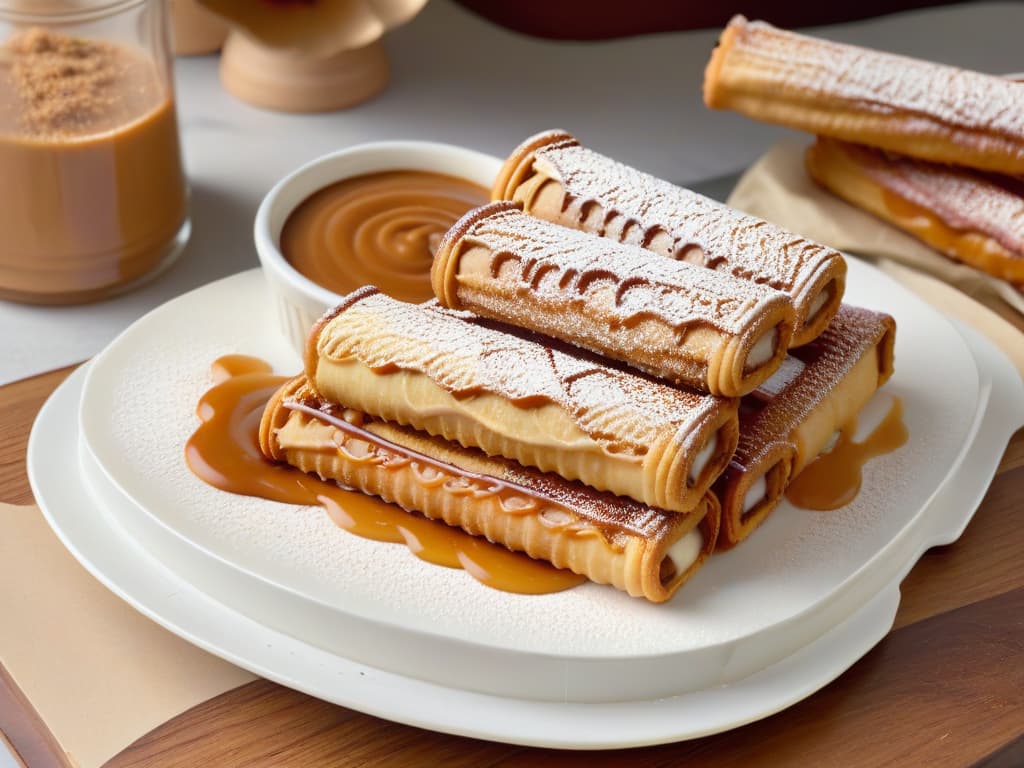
{"left": 742, "top": 474, "right": 768, "bottom": 514}
{"left": 802, "top": 286, "right": 835, "bottom": 331}
{"left": 663, "top": 529, "right": 704, "bottom": 578}
{"left": 687, "top": 434, "right": 718, "bottom": 486}
{"left": 745, "top": 327, "right": 779, "bottom": 371}
{"left": 805, "top": 287, "right": 831, "bottom": 324}
{"left": 819, "top": 430, "right": 841, "bottom": 456}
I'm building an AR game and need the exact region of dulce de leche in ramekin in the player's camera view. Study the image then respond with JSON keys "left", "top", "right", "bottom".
{"left": 255, "top": 142, "right": 503, "bottom": 353}
{"left": 280, "top": 170, "right": 489, "bottom": 304}
{"left": 0, "top": 11, "right": 188, "bottom": 305}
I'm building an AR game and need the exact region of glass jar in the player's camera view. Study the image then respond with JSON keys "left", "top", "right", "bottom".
{"left": 0, "top": 0, "right": 189, "bottom": 304}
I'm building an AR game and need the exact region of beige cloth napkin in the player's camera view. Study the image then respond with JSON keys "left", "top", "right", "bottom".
{"left": 727, "top": 141, "right": 1024, "bottom": 323}
{"left": 0, "top": 503, "right": 256, "bottom": 768}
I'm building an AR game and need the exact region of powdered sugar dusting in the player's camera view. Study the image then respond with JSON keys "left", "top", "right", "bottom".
{"left": 532, "top": 142, "right": 843, "bottom": 294}
{"left": 464, "top": 206, "right": 785, "bottom": 334}
{"left": 316, "top": 289, "right": 722, "bottom": 456}
{"left": 735, "top": 18, "right": 1024, "bottom": 143}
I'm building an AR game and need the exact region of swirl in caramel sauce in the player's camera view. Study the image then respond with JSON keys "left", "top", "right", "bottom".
{"left": 185, "top": 355, "right": 584, "bottom": 594}
{"left": 280, "top": 170, "right": 490, "bottom": 302}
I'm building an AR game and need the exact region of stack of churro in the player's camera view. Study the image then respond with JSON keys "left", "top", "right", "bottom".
{"left": 259, "top": 129, "right": 897, "bottom": 602}
{"left": 704, "top": 15, "right": 1024, "bottom": 286}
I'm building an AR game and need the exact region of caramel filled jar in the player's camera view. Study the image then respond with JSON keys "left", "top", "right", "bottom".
{"left": 0, "top": 0, "right": 189, "bottom": 304}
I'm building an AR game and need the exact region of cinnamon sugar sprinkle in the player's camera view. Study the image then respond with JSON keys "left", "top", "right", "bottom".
{"left": 3, "top": 28, "right": 159, "bottom": 137}
{"left": 315, "top": 289, "right": 726, "bottom": 457}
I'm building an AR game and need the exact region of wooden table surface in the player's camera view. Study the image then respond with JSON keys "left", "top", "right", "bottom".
{"left": 1, "top": 361, "right": 1023, "bottom": 768}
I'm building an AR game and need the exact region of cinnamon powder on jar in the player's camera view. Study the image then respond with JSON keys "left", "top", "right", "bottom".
{"left": 0, "top": 20, "right": 188, "bottom": 304}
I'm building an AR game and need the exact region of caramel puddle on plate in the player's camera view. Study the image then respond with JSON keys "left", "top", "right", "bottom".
{"left": 185, "top": 355, "right": 584, "bottom": 594}
{"left": 786, "top": 397, "right": 908, "bottom": 511}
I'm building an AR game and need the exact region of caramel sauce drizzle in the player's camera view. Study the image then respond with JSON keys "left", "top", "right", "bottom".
{"left": 786, "top": 397, "right": 908, "bottom": 511}
{"left": 285, "top": 400, "right": 614, "bottom": 543}
{"left": 185, "top": 355, "right": 584, "bottom": 594}
{"left": 881, "top": 189, "right": 963, "bottom": 252}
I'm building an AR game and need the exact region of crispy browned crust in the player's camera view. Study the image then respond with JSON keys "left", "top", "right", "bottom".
{"left": 260, "top": 377, "right": 719, "bottom": 602}
{"left": 491, "top": 129, "right": 846, "bottom": 348}
{"left": 490, "top": 129, "right": 578, "bottom": 202}
{"left": 704, "top": 15, "right": 1024, "bottom": 174}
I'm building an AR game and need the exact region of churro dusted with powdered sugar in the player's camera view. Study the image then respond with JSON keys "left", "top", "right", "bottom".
{"left": 492, "top": 130, "right": 846, "bottom": 347}
{"left": 703, "top": 15, "right": 1024, "bottom": 174}
{"left": 261, "top": 376, "right": 721, "bottom": 603}
{"left": 433, "top": 202, "right": 796, "bottom": 397}
{"left": 304, "top": 287, "right": 739, "bottom": 514}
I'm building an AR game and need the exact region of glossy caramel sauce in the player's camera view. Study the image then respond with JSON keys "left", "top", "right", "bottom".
{"left": 880, "top": 188, "right": 962, "bottom": 252}
{"left": 786, "top": 398, "right": 908, "bottom": 511}
{"left": 280, "top": 170, "right": 489, "bottom": 303}
{"left": 185, "top": 355, "right": 584, "bottom": 594}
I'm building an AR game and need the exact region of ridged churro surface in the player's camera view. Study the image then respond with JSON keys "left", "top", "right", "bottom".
{"left": 704, "top": 16, "right": 1024, "bottom": 174}
{"left": 433, "top": 202, "right": 795, "bottom": 396}
{"left": 261, "top": 377, "right": 719, "bottom": 602}
{"left": 307, "top": 287, "right": 738, "bottom": 512}
{"left": 492, "top": 129, "right": 846, "bottom": 346}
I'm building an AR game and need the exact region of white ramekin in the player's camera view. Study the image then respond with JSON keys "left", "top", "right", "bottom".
{"left": 254, "top": 141, "right": 503, "bottom": 354}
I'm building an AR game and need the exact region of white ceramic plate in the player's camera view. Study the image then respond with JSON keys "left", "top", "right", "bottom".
{"left": 29, "top": 262, "right": 1024, "bottom": 747}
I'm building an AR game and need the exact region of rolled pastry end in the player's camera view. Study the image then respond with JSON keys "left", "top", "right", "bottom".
{"left": 643, "top": 493, "right": 720, "bottom": 603}
{"left": 259, "top": 375, "right": 302, "bottom": 462}
{"left": 303, "top": 285, "right": 381, "bottom": 385}
{"left": 713, "top": 446, "right": 793, "bottom": 550}
{"left": 702, "top": 15, "right": 746, "bottom": 110}
{"left": 646, "top": 401, "right": 739, "bottom": 513}
{"left": 790, "top": 260, "right": 847, "bottom": 347}
{"left": 708, "top": 304, "right": 795, "bottom": 397}
{"left": 433, "top": 200, "right": 523, "bottom": 309}
{"left": 491, "top": 129, "right": 579, "bottom": 202}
